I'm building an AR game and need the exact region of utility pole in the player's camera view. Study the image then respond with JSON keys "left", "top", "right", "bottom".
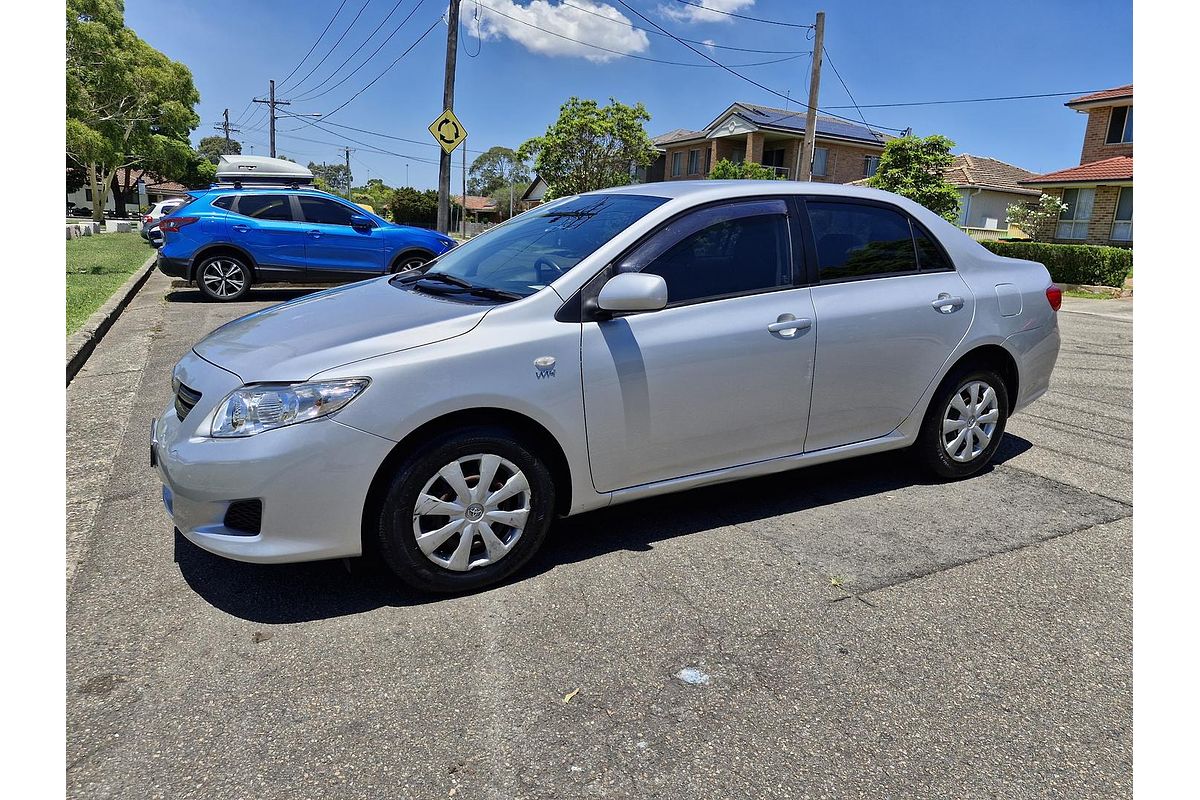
{"left": 437, "top": 0, "right": 463, "bottom": 233}
{"left": 795, "top": 11, "right": 825, "bottom": 181}
{"left": 252, "top": 80, "right": 291, "bottom": 158}
{"left": 461, "top": 137, "right": 468, "bottom": 238}
{"left": 342, "top": 146, "right": 353, "bottom": 199}
{"left": 213, "top": 108, "right": 241, "bottom": 149}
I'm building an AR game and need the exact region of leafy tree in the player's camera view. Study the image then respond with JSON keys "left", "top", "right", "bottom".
{"left": 1005, "top": 193, "right": 1068, "bottom": 241}
{"left": 866, "top": 134, "right": 962, "bottom": 221}
{"left": 197, "top": 135, "right": 242, "bottom": 164}
{"left": 489, "top": 182, "right": 532, "bottom": 221}
{"left": 352, "top": 178, "right": 397, "bottom": 219}
{"left": 66, "top": 0, "right": 201, "bottom": 221}
{"left": 709, "top": 159, "right": 783, "bottom": 180}
{"left": 308, "top": 161, "right": 350, "bottom": 195}
{"left": 468, "top": 146, "right": 530, "bottom": 197}
{"left": 389, "top": 186, "right": 439, "bottom": 226}
{"left": 517, "top": 97, "right": 657, "bottom": 197}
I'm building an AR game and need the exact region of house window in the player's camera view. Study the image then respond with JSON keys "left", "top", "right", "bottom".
{"left": 1111, "top": 187, "right": 1132, "bottom": 241}
{"left": 762, "top": 148, "right": 786, "bottom": 168}
{"left": 687, "top": 149, "right": 702, "bottom": 175}
{"left": 1106, "top": 106, "right": 1132, "bottom": 144}
{"left": 812, "top": 147, "right": 829, "bottom": 177}
{"left": 85, "top": 188, "right": 93, "bottom": 201}
{"left": 671, "top": 152, "right": 683, "bottom": 178}
{"left": 863, "top": 155, "right": 881, "bottom": 178}
{"left": 1056, "top": 187, "right": 1095, "bottom": 239}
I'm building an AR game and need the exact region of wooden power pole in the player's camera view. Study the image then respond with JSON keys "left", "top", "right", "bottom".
{"left": 437, "top": 0, "right": 462, "bottom": 234}
{"left": 252, "top": 80, "right": 290, "bottom": 158}
{"left": 342, "top": 146, "right": 353, "bottom": 198}
{"left": 796, "top": 11, "right": 825, "bottom": 181}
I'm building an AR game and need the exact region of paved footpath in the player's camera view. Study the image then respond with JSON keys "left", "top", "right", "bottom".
{"left": 66, "top": 282, "right": 1131, "bottom": 799}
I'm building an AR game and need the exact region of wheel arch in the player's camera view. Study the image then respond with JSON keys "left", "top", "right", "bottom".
{"left": 388, "top": 247, "right": 436, "bottom": 272}
{"left": 360, "top": 407, "right": 574, "bottom": 552}
{"left": 190, "top": 243, "right": 258, "bottom": 281}
{"left": 939, "top": 343, "right": 1020, "bottom": 408}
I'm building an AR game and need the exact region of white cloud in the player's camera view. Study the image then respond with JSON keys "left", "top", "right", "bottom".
{"left": 659, "top": 0, "right": 757, "bottom": 24}
{"left": 467, "top": 1, "right": 651, "bottom": 63}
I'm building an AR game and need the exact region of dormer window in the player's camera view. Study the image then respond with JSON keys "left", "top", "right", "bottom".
{"left": 1106, "top": 106, "right": 1132, "bottom": 144}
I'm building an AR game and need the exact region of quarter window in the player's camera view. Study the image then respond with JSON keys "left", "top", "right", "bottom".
{"left": 212, "top": 196, "right": 235, "bottom": 211}
{"left": 1111, "top": 187, "right": 1132, "bottom": 241}
{"left": 808, "top": 202, "right": 919, "bottom": 281}
{"left": 236, "top": 194, "right": 294, "bottom": 221}
{"left": 1056, "top": 188, "right": 1095, "bottom": 240}
{"left": 1106, "top": 106, "right": 1133, "bottom": 144}
{"left": 623, "top": 200, "right": 791, "bottom": 305}
{"left": 298, "top": 196, "right": 355, "bottom": 226}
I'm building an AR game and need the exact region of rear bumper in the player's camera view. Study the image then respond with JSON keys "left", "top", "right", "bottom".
{"left": 156, "top": 252, "right": 189, "bottom": 279}
{"left": 1006, "top": 322, "right": 1061, "bottom": 413}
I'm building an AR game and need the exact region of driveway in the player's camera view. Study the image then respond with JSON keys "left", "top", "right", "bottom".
{"left": 66, "top": 278, "right": 1132, "bottom": 799}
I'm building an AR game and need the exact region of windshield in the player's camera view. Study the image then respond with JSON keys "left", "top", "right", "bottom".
{"left": 420, "top": 193, "right": 668, "bottom": 298}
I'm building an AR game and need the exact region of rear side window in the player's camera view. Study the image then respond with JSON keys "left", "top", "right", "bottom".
{"left": 212, "top": 196, "right": 235, "bottom": 211}
{"left": 913, "top": 226, "right": 953, "bottom": 272}
{"left": 298, "top": 196, "right": 355, "bottom": 226}
{"left": 628, "top": 202, "right": 791, "bottom": 305}
{"left": 807, "top": 202, "right": 918, "bottom": 281}
{"left": 236, "top": 194, "right": 294, "bottom": 221}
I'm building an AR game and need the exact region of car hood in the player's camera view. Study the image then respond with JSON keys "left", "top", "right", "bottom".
{"left": 192, "top": 277, "right": 489, "bottom": 382}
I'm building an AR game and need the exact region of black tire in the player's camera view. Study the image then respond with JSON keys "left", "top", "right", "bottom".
{"left": 195, "top": 254, "right": 253, "bottom": 302}
{"left": 374, "top": 426, "right": 556, "bottom": 593}
{"left": 914, "top": 365, "right": 1010, "bottom": 480}
{"left": 389, "top": 250, "right": 433, "bottom": 274}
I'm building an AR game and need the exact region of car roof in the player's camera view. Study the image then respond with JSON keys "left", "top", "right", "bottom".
{"left": 590, "top": 179, "right": 903, "bottom": 203}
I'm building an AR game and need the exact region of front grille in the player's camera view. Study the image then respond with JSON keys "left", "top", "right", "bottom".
{"left": 174, "top": 381, "right": 202, "bottom": 420}
{"left": 223, "top": 499, "right": 262, "bottom": 535}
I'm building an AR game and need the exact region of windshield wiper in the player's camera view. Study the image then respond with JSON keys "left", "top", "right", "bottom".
{"left": 411, "top": 272, "right": 523, "bottom": 302}
{"left": 417, "top": 272, "right": 474, "bottom": 289}
{"left": 464, "top": 286, "right": 523, "bottom": 301}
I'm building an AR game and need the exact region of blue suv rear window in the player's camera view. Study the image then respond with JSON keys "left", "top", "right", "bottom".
{"left": 235, "top": 195, "right": 294, "bottom": 221}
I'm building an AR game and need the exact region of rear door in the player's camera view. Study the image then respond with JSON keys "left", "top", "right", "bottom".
{"left": 296, "top": 195, "right": 388, "bottom": 278}
{"left": 227, "top": 193, "right": 309, "bottom": 279}
{"left": 802, "top": 198, "right": 974, "bottom": 452}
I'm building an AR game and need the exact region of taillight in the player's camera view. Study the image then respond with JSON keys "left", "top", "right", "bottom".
{"left": 158, "top": 216, "right": 199, "bottom": 234}
{"left": 1045, "top": 284, "right": 1063, "bottom": 311}
{"left": 142, "top": 215, "right": 151, "bottom": 224}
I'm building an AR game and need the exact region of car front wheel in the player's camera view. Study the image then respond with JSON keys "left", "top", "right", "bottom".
{"left": 914, "top": 366, "right": 1009, "bottom": 479}
{"left": 196, "top": 255, "right": 252, "bottom": 301}
{"left": 374, "top": 427, "right": 556, "bottom": 593}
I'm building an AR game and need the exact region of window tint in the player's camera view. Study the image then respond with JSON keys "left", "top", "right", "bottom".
{"left": 299, "top": 196, "right": 355, "bottom": 226}
{"left": 630, "top": 202, "right": 791, "bottom": 304}
{"left": 808, "top": 202, "right": 918, "bottom": 281}
{"left": 212, "top": 196, "right": 235, "bottom": 211}
{"left": 913, "top": 226, "right": 952, "bottom": 272}
{"left": 236, "top": 194, "right": 294, "bottom": 221}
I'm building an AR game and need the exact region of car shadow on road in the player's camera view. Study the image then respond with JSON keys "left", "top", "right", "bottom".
{"left": 175, "top": 434, "right": 1034, "bottom": 624}
{"left": 165, "top": 288, "right": 324, "bottom": 304}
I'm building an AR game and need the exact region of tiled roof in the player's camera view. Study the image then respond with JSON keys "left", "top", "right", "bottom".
{"left": 1020, "top": 155, "right": 1133, "bottom": 185}
{"left": 452, "top": 194, "right": 498, "bottom": 212}
{"left": 944, "top": 154, "right": 1039, "bottom": 195}
{"left": 1066, "top": 84, "right": 1132, "bottom": 107}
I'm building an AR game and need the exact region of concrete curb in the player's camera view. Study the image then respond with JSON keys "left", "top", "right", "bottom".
{"left": 67, "top": 253, "right": 157, "bottom": 386}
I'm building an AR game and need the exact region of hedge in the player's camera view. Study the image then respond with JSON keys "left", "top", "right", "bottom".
{"left": 977, "top": 240, "right": 1132, "bottom": 288}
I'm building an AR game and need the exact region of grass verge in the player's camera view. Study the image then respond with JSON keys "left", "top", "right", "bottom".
{"left": 66, "top": 233, "right": 153, "bottom": 335}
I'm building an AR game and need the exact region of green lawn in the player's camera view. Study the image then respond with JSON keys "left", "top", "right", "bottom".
{"left": 66, "top": 233, "right": 154, "bottom": 335}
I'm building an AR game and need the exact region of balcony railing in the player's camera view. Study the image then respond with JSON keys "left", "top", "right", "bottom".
{"left": 768, "top": 165, "right": 791, "bottom": 179}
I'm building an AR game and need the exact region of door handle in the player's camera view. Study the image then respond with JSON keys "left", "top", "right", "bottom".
{"left": 767, "top": 314, "right": 813, "bottom": 335}
{"left": 231, "top": 224, "right": 248, "bottom": 233}
{"left": 930, "top": 293, "right": 965, "bottom": 313}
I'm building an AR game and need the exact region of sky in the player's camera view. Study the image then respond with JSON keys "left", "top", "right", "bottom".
{"left": 124, "top": 0, "right": 1133, "bottom": 191}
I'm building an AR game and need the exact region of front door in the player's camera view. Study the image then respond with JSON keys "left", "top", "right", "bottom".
{"left": 802, "top": 198, "right": 975, "bottom": 452}
{"left": 582, "top": 199, "right": 816, "bottom": 492}
{"left": 296, "top": 195, "right": 388, "bottom": 278}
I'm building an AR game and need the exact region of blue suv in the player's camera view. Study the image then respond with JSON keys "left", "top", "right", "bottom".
{"left": 156, "top": 186, "right": 456, "bottom": 301}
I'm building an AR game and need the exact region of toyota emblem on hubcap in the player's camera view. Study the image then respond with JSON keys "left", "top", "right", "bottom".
{"left": 465, "top": 503, "right": 485, "bottom": 522}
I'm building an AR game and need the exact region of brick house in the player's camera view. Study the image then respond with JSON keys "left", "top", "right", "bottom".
{"left": 653, "top": 102, "right": 893, "bottom": 184}
{"left": 1019, "top": 85, "right": 1133, "bottom": 246}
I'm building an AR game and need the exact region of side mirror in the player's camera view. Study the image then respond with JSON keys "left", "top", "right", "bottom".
{"left": 350, "top": 214, "right": 375, "bottom": 229}
{"left": 597, "top": 272, "right": 668, "bottom": 313}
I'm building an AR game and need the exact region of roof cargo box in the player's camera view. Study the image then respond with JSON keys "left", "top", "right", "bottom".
{"left": 215, "top": 155, "right": 314, "bottom": 186}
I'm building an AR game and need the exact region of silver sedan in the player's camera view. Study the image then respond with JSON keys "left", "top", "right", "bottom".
{"left": 152, "top": 181, "right": 1061, "bottom": 593}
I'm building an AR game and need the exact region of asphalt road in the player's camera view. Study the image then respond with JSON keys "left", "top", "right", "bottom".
{"left": 66, "top": 272, "right": 1132, "bottom": 799}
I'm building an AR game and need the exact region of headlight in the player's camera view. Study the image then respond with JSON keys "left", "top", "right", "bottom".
{"left": 211, "top": 378, "right": 370, "bottom": 438}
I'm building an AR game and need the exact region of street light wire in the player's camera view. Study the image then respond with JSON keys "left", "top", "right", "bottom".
{"left": 286, "top": 0, "right": 375, "bottom": 96}
{"left": 276, "top": 0, "right": 351, "bottom": 91}
{"left": 291, "top": 0, "right": 420, "bottom": 102}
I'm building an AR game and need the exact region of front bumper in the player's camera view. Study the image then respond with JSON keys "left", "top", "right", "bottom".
{"left": 156, "top": 252, "right": 189, "bottom": 279}
{"left": 153, "top": 352, "right": 395, "bottom": 563}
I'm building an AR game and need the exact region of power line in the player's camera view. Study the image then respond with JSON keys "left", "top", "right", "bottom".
{"left": 670, "top": 0, "right": 813, "bottom": 28}
{"left": 475, "top": 2, "right": 805, "bottom": 67}
{"left": 277, "top": 0, "right": 351, "bottom": 90}
{"left": 284, "top": 114, "right": 445, "bottom": 165}
{"left": 291, "top": 0, "right": 421, "bottom": 102}
{"left": 821, "top": 46, "right": 874, "bottom": 138}
{"left": 282, "top": 115, "right": 490, "bottom": 157}
{"left": 287, "top": 0, "right": 374, "bottom": 95}
{"left": 556, "top": 0, "right": 810, "bottom": 54}
{"left": 823, "top": 89, "right": 1109, "bottom": 109}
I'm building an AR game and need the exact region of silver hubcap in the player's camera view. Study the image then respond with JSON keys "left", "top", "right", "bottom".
{"left": 412, "top": 454, "right": 531, "bottom": 572}
{"left": 942, "top": 380, "right": 1000, "bottom": 463}
{"left": 202, "top": 259, "right": 246, "bottom": 298}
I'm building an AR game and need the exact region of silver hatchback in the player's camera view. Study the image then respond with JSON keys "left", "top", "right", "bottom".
{"left": 152, "top": 181, "right": 1061, "bottom": 593}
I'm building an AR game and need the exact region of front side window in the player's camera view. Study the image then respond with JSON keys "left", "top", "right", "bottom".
{"left": 1106, "top": 106, "right": 1133, "bottom": 144}
{"left": 671, "top": 152, "right": 683, "bottom": 177}
{"left": 812, "top": 147, "right": 829, "bottom": 177}
{"left": 236, "top": 194, "right": 294, "bottom": 221}
{"left": 1056, "top": 188, "right": 1095, "bottom": 239}
{"left": 619, "top": 200, "right": 791, "bottom": 305}
{"left": 299, "top": 196, "right": 355, "bottom": 226}
{"left": 418, "top": 194, "right": 668, "bottom": 298}
{"left": 808, "top": 201, "right": 919, "bottom": 281}
{"left": 1111, "top": 187, "right": 1132, "bottom": 241}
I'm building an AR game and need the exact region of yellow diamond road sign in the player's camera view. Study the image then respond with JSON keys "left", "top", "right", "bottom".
{"left": 428, "top": 108, "right": 467, "bottom": 154}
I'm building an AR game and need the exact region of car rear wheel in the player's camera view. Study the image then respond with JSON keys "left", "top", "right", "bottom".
{"left": 197, "top": 255, "right": 252, "bottom": 302}
{"left": 374, "top": 427, "right": 556, "bottom": 593}
{"left": 914, "top": 366, "right": 1009, "bottom": 479}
